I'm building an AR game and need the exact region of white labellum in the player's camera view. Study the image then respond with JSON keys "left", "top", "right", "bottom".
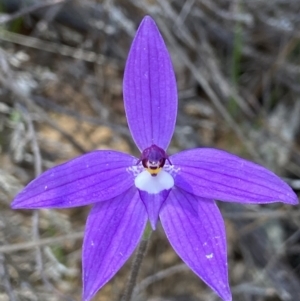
{"left": 135, "top": 170, "right": 174, "bottom": 194}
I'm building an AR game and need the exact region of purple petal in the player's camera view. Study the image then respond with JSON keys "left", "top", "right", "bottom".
{"left": 171, "top": 148, "right": 298, "bottom": 205}
{"left": 139, "top": 189, "right": 170, "bottom": 230}
{"left": 123, "top": 16, "right": 177, "bottom": 151}
{"left": 12, "top": 151, "right": 137, "bottom": 209}
{"left": 83, "top": 187, "right": 147, "bottom": 301}
{"left": 160, "top": 188, "right": 231, "bottom": 301}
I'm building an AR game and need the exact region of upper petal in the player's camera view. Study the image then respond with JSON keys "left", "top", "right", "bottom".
{"left": 170, "top": 148, "right": 298, "bottom": 205}
{"left": 11, "top": 150, "right": 137, "bottom": 209}
{"left": 160, "top": 188, "right": 231, "bottom": 301}
{"left": 123, "top": 16, "right": 177, "bottom": 151}
{"left": 83, "top": 187, "right": 147, "bottom": 301}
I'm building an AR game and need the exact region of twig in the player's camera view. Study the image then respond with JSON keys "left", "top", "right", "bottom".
{"left": 0, "top": 0, "right": 67, "bottom": 25}
{"left": 0, "top": 253, "right": 18, "bottom": 301}
{"left": 174, "top": 0, "right": 195, "bottom": 27}
{"left": 232, "top": 283, "right": 277, "bottom": 297}
{"left": 132, "top": 264, "right": 188, "bottom": 299}
{"left": 0, "top": 30, "right": 114, "bottom": 65}
{"left": 21, "top": 106, "right": 42, "bottom": 176}
{"left": 0, "top": 232, "right": 84, "bottom": 253}
{"left": 32, "top": 0, "right": 67, "bottom": 37}
{"left": 223, "top": 209, "right": 300, "bottom": 220}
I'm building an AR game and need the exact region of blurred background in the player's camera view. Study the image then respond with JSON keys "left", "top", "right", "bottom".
{"left": 0, "top": 0, "right": 300, "bottom": 300}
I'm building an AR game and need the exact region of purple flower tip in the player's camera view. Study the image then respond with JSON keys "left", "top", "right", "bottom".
{"left": 123, "top": 15, "right": 178, "bottom": 151}
{"left": 11, "top": 15, "right": 298, "bottom": 301}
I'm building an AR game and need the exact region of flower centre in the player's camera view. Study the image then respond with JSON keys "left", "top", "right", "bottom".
{"left": 138, "top": 144, "right": 171, "bottom": 176}
{"left": 134, "top": 144, "right": 174, "bottom": 194}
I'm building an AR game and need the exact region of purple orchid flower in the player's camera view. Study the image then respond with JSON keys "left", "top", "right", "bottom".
{"left": 12, "top": 16, "right": 298, "bottom": 301}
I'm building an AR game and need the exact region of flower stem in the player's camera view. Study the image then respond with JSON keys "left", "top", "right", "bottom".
{"left": 122, "top": 224, "right": 152, "bottom": 301}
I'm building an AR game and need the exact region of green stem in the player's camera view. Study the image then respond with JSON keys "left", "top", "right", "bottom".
{"left": 121, "top": 224, "right": 152, "bottom": 301}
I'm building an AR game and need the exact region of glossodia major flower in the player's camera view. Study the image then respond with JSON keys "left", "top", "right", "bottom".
{"left": 12, "top": 16, "right": 298, "bottom": 301}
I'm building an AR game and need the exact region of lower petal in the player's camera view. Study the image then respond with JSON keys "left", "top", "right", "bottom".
{"left": 139, "top": 189, "right": 170, "bottom": 230}
{"left": 160, "top": 188, "right": 232, "bottom": 301}
{"left": 82, "top": 187, "right": 147, "bottom": 301}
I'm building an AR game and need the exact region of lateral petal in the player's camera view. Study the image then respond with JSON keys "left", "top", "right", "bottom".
{"left": 12, "top": 150, "right": 137, "bottom": 209}
{"left": 160, "top": 188, "right": 231, "bottom": 301}
{"left": 123, "top": 16, "right": 177, "bottom": 151}
{"left": 171, "top": 148, "right": 298, "bottom": 204}
{"left": 83, "top": 187, "right": 147, "bottom": 301}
